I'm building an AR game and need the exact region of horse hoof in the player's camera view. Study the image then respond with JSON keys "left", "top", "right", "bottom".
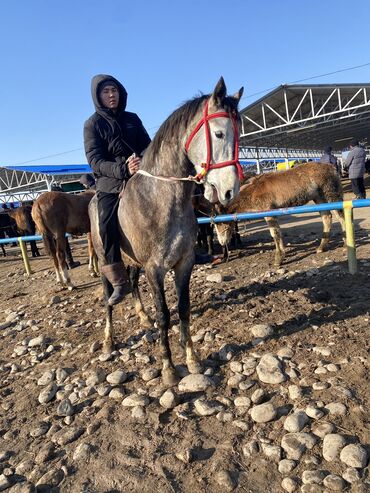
{"left": 187, "top": 360, "right": 203, "bottom": 374}
{"left": 103, "top": 341, "right": 114, "bottom": 354}
{"left": 90, "top": 272, "right": 99, "bottom": 278}
{"left": 162, "top": 368, "right": 179, "bottom": 387}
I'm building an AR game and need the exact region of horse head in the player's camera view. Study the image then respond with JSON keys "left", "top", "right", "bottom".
{"left": 185, "top": 77, "right": 244, "bottom": 206}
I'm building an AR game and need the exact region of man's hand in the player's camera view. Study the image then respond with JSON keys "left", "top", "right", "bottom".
{"left": 127, "top": 153, "right": 140, "bottom": 176}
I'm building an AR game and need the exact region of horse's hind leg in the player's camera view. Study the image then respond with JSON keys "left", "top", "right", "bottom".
{"left": 101, "top": 274, "right": 114, "bottom": 353}
{"left": 146, "top": 266, "right": 177, "bottom": 386}
{"left": 317, "top": 211, "right": 332, "bottom": 253}
{"left": 174, "top": 255, "right": 202, "bottom": 375}
{"left": 129, "top": 266, "right": 153, "bottom": 328}
{"left": 43, "top": 234, "right": 62, "bottom": 284}
{"left": 333, "top": 209, "right": 347, "bottom": 250}
{"left": 265, "top": 216, "right": 285, "bottom": 266}
{"left": 30, "top": 240, "right": 39, "bottom": 258}
{"left": 56, "top": 235, "right": 74, "bottom": 290}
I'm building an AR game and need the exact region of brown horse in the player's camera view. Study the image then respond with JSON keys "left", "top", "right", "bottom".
{"left": 8, "top": 205, "right": 41, "bottom": 258}
{"left": 90, "top": 78, "right": 243, "bottom": 384}
{"left": 215, "top": 162, "right": 346, "bottom": 266}
{"left": 32, "top": 191, "right": 97, "bottom": 289}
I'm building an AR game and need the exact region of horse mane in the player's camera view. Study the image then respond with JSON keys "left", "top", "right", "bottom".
{"left": 144, "top": 94, "right": 240, "bottom": 163}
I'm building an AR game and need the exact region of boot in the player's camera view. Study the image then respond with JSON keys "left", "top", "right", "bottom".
{"left": 100, "top": 261, "right": 132, "bottom": 306}
{"left": 66, "top": 240, "right": 80, "bottom": 269}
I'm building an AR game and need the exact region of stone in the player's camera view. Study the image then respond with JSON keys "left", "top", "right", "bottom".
{"left": 106, "top": 369, "right": 127, "bottom": 385}
{"left": 159, "top": 389, "right": 179, "bottom": 409}
{"left": 0, "top": 475, "right": 11, "bottom": 491}
{"left": 216, "top": 470, "right": 236, "bottom": 491}
{"left": 56, "top": 398, "right": 74, "bottom": 417}
{"left": 284, "top": 411, "right": 310, "bottom": 433}
{"left": 250, "top": 402, "right": 276, "bottom": 423}
{"left": 339, "top": 444, "right": 368, "bottom": 468}
{"left": 256, "top": 354, "right": 286, "bottom": 384}
{"left": 311, "top": 422, "right": 335, "bottom": 439}
{"left": 242, "top": 440, "right": 259, "bottom": 458}
{"left": 73, "top": 442, "right": 92, "bottom": 462}
{"left": 52, "top": 426, "right": 84, "bottom": 446}
{"left": 261, "top": 443, "right": 282, "bottom": 462}
{"left": 322, "top": 434, "right": 346, "bottom": 462}
{"left": 36, "top": 468, "right": 64, "bottom": 488}
{"left": 86, "top": 368, "right": 106, "bottom": 386}
{"left": 194, "top": 398, "right": 223, "bottom": 416}
{"left": 305, "top": 405, "right": 324, "bottom": 420}
{"left": 30, "top": 421, "right": 50, "bottom": 437}
{"left": 7, "top": 481, "right": 35, "bottom": 492}
{"left": 277, "top": 347, "right": 294, "bottom": 359}
{"left": 38, "top": 383, "right": 57, "bottom": 404}
{"left": 232, "top": 420, "right": 250, "bottom": 431}
{"left": 131, "top": 406, "right": 146, "bottom": 420}
{"left": 234, "top": 396, "right": 251, "bottom": 408}
{"left": 250, "top": 324, "right": 273, "bottom": 338}
{"left": 300, "top": 485, "right": 323, "bottom": 493}
{"left": 278, "top": 459, "right": 297, "bottom": 474}
{"left": 302, "top": 470, "right": 326, "bottom": 484}
{"left": 326, "top": 364, "right": 339, "bottom": 372}
{"left": 281, "top": 477, "right": 298, "bottom": 492}
{"left": 55, "top": 368, "right": 69, "bottom": 383}
{"left": 325, "top": 402, "right": 347, "bottom": 416}
{"left": 251, "top": 388, "right": 266, "bottom": 404}
{"left": 342, "top": 467, "right": 361, "bottom": 483}
{"left": 35, "top": 443, "right": 56, "bottom": 464}
{"left": 289, "top": 385, "right": 303, "bottom": 400}
{"left": 37, "top": 370, "right": 55, "bottom": 386}
{"left": 281, "top": 433, "right": 317, "bottom": 460}
{"left": 227, "top": 373, "right": 245, "bottom": 388}
{"left": 121, "top": 394, "right": 149, "bottom": 407}
{"left": 206, "top": 273, "right": 224, "bottom": 283}
{"left": 323, "top": 474, "right": 345, "bottom": 491}
{"left": 178, "top": 374, "right": 214, "bottom": 392}
{"left": 312, "top": 382, "right": 330, "bottom": 391}
{"left": 230, "top": 361, "right": 243, "bottom": 373}
{"left": 239, "top": 379, "right": 256, "bottom": 391}
{"left": 141, "top": 368, "right": 160, "bottom": 382}
{"left": 28, "top": 335, "right": 45, "bottom": 347}
{"left": 109, "top": 387, "right": 125, "bottom": 399}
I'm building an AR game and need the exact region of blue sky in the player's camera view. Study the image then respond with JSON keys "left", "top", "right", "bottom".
{"left": 1, "top": 0, "right": 369, "bottom": 166}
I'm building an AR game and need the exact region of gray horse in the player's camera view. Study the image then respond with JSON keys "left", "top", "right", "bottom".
{"left": 90, "top": 78, "right": 243, "bottom": 385}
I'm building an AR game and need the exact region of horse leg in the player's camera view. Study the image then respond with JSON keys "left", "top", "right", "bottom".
{"left": 1, "top": 244, "right": 5, "bottom": 257}
{"left": 317, "top": 211, "right": 332, "bottom": 253}
{"left": 56, "top": 235, "right": 74, "bottom": 290}
{"left": 206, "top": 225, "right": 214, "bottom": 255}
{"left": 146, "top": 267, "right": 176, "bottom": 386}
{"left": 43, "top": 234, "right": 62, "bottom": 284}
{"left": 30, "top": 240, "right": 38, "bottom": 258}
{"left": 265, "top": 216, "right": 285, "bottom": 266}
{"left": 333, "top": 209, "right": 347, "bottom": 251}
{"left": 129, "top": 266, "right": 153, "bottom": 328}
{"left": 87, "top": 233, "right": 99, "bottom": 277}
{"left": 101, "top": 274, "right": 115, "bottom": 353}
{"left": 175, "top": 256, "right": 202, "bottom": 374}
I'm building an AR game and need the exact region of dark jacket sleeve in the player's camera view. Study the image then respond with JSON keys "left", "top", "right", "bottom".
{"left": 83, "top": 120, "right": 130, "bottom": 180}
{"left": 134, "top": 115, "right": 151, "bottom": 155}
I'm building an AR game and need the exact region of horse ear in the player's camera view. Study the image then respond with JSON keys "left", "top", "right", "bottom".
{"left": 233, "top": 86, "right": 244, "bottom": 104}
{"left": 210, "top": 77, "right": 227, "bottom": 106}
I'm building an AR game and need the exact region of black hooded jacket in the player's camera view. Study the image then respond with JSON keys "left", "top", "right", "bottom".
{"left": 83, "top": 74, "right": 151, "bottom": 193}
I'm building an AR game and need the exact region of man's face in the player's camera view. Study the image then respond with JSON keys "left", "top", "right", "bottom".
{"left": 99, "top": 85, "right": 119, "bottom": 110}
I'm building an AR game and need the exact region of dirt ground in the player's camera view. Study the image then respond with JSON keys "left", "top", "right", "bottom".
{"left": 0, "top": 178, "right": 369, "bottom": 493}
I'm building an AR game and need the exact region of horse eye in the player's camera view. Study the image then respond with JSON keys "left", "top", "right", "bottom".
{"left": 215, "top": 131, "right": 224, "bottom": 138}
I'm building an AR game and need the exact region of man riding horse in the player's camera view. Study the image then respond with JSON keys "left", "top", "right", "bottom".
{"left": 83, "top": 74, "right": 151, "bottom": 305}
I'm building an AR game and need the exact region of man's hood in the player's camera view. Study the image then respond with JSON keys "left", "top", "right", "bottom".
{"left": 91, "top": 74, "right": 128, "bottom": 117}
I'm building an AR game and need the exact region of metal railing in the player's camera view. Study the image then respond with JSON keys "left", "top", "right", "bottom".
{"left": 1, "top": 199, "right": 370, "bottom": 275}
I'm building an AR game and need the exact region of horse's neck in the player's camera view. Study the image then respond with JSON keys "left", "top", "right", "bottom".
{"left": 142, "top": 138, "right": 191, "bottom": 178}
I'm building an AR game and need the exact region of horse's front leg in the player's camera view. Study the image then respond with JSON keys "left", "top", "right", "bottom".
{"left": 129, "top": 266, "right": 153, "bottom": 328}
{"left": 101, "top": 274, "right": 114, "bottom": 353}
{"left": 146, "top": 267, "right": 177, "bottom": 386}
{"left": 56, "top": 235, "right": 74, "bottom": 290}
{"left": 174, "top": 255, "right": 202, "bottom": 375}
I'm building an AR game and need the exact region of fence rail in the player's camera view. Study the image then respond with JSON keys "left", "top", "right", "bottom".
{"left": 1, "top": 199, "right": 370, "bottom": 275}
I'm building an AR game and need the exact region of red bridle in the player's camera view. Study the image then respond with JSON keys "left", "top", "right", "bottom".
{"left": 185, "top": 100, "right": 244, "bottom": 182}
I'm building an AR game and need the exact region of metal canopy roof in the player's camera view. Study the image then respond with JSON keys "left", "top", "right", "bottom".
{"left": 239, "top": 83, "right": 370, "bottom": 151}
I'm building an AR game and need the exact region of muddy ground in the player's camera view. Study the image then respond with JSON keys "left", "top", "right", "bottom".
{"left": 0, "top": 179, "right": 369, "bottom": 493}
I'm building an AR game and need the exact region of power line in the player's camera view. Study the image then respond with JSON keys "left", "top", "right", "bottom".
{"left": 241, "top": 61, "right": 370, "bottom": 101}
{"left": 8, "top": 147, "right": 83, "bottom": 166}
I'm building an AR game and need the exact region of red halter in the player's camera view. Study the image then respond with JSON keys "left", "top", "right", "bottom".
{"left": 185, "top": 100, "right": 244, "bottom": 182}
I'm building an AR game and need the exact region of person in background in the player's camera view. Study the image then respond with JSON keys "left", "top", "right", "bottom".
{"left": 344, "top": 139, "right": 366, "bottom": 199}
{"left": 83, "top": 74, "right": 151, "bottom": 305}
{"left": 320, "top": 146, "right": 338, "bottom": 172}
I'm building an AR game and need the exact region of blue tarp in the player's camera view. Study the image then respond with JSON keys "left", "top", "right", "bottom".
{"left": 0, "top": 164, "right": 92, "bottom": 175}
